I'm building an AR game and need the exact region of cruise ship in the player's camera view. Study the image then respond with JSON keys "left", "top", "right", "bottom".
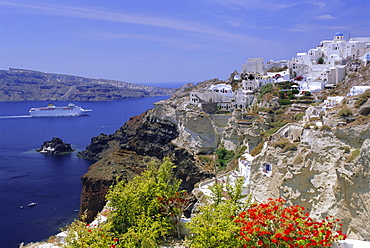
{"left": 29, "top": 103, "right": 92, "bottom": 117}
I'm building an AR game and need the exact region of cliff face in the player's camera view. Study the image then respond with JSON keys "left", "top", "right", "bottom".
{"left": 78, "top": 80, "right": 270, "bottom": 222}
{"left": 78, "top": 72, "right": 370, "bottom": 240}
{"left": 250, "top": 123, "right": 370, "bottom": 240}
{"left": 0, "top": 68, "right": 175, "bottom": 101}
{"left": 79, "top": 105, "right": 214, "bottom": 222}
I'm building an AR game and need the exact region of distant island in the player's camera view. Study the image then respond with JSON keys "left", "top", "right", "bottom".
{"left": 0, "top": 68, "right": 176, "bottom": 101}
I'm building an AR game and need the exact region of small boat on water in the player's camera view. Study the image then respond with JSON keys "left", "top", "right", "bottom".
{"left": 29, "top": 103, "right": 92, "bottom": 117}
{"left": 28, "top": 201, "right": 36, "bottom": 207}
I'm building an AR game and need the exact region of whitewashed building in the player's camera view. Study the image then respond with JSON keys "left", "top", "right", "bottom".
{"left": 290, "top": 33, "right": 370, "bottom": 93}
{"left": 348, "top": 86, "right": 370, "bottom": 96}
{"left": 190, "top": 84, "right": 234, "bottom": 103}
{"left": 242, "top": 58, "right": 264, "bottom": 74}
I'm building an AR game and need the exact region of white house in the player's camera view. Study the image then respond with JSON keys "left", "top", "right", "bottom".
{"left": 190, "top": 84, "right": 234, "bottom": 103}
{"left": 297, "top": 81, "right": 325, "bottom": 93}
{"left": 242, "top": 58, "right": 264, "bottom": 74}
{"left": 323, "top": 96, "right": 345, "bottom": 109}
{"left": 361, "top": 52, "right": 370, "bottom": 66}
{"left": 348, "top": 86, "right": 370, "bottom": 96}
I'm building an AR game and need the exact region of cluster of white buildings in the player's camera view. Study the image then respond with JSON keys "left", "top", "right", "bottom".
{"left": 290, "top": 32, "right": 370, "bottom": 92}
{"left": 190, "top": 83, "right": 255, "bottom": 111}
{"left": 189, "top": 33, "right": 370, "bottom": 112}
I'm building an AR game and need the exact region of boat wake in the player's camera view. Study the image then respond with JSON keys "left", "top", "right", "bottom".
{"left": 0, "top": 115, "right": 32, "bottom": 119}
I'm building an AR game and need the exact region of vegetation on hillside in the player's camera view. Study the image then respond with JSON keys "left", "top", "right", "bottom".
{"left": 62, "top": 158, "right": 347, "bottom": 248}
{"left": 186, "top": 178, "right": 347, "bottom": 247}
{"left": 215, "top": 146, "right": 235, "bottom": 169}
{"left": 64, "top": 158, "right": 188, "bottom": 248}
{"left": 186, "top": 178, "right": 250, "bottom": 247}
{"left": 355, "top": 89, "right": 370, "bottom": 108}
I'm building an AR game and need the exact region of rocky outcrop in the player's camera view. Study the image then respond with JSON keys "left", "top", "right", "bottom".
{"left": 78, "top": 106, "right": 214, "bottom": 221}
{"left": 36, "top": 137, "right": 74, "bottom": 154}
{"left": 77, "top": 80, "right": 280, "bottom": 222}
{"left": 149, "top": 82, "right": 266, "bottom": 154}
{"left": 0, "top": 68, "right": 175, "bottom": 101}
{"left": 250, "top": 124, "right": 370, "bottom": 240}
{"left": 76, "top": 73, "right": 370, "bottom": 241}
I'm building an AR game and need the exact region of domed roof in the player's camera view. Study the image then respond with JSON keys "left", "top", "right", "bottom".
{"left": 233, "top": 75, "right": 241, "bottom": 81}
{"left": 334, "top": 32, "right": 343, "bottom": 36}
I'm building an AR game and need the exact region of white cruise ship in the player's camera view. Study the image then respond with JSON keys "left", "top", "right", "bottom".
{"left": 29, "top": 103, "right": 92, "bottom": 117}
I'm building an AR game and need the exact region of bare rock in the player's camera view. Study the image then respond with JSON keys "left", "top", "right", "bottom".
{"left": 36, "top": 137, "right": 74, "bottom": 154}
{"left": 250, "top": 124, "right": 370, "bottom": 240}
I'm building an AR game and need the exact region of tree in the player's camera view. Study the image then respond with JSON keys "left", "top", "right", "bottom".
{"left": 318, "top": 57, "right": 324, "bottom": 64}
{"left": 215, "top": 147, "right": 235, "bottom": 168}
{"left": 186, "top": 178, "right": 251, "bottom": 248}
{"left": 105, "top": 158, "right": 183, "bottom": 247}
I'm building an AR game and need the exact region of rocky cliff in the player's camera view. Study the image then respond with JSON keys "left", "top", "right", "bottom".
{"left": 78, "top": 101, "right": 214, "bottom": 222}
{"left": 0, "top": 68, "right": 175, "bottom": 101}
{"left": 250, "top": 121, "right": 370, "bottom": 240}
{"left": 77, "top": 70, "right": 370, "bottom": 240}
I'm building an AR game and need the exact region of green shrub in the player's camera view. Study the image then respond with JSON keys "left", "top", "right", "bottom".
{"left": 262, "top": 121, "right": 288, "bottom": 137}
{"left": 275, "top": 108, "right": 284, "bottom": 115}
{"left": 294, "top": 112, "right": 305, "bottom": 121}
{"left": 348, "top": 73, "right": 357, "bottom": 79}
{"left": 235, "top": 146, "right": 248, "bottom": 159}
{"left": 215, "top": 147, "right": 235, "bottom": 168}
{"left": 64, "top": 158, "right": 186, "bottom": 248}
{"left": 340, "top": 146, "right": 351, "bottom": 153}
{"left": 250, "top": 141, "right": 264, "bottom": 156}
{"left": 257, "top": 83, "right": 273, "bottom": 101}
{"left": 186, "top": 179, "right": 251, "bottom": 248}
{"left": 278, "top": 99, "right": 292, "bottom": 105}
{"left": 106, "top": 158, "right": 183, "bottom": 244}
{"left": 272, "top": 139, "right": 298, "bottom": 152}
{"left": 338, "top": 107, "right": 353, "bottom": 118}
{"left": 354, "top": 89, "right": 370, "bottom": 108}
{"left": 321, "top": 124, "right": 332, "bottom": 131}
{"left": 279, "top": 91, "right": 286, "bottom": 99}
{"left": 258, "top": 107, "right": 274, "bottom": 113}
{"left": 346, "top": 149, "right": 360, "bottom": 162}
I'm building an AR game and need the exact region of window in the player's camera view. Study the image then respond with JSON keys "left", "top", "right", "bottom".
{"left": 261, "top": 163, "right": 272, "bottom": 176}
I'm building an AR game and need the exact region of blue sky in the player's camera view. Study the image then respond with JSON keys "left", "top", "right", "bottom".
{"left": 0, "top": 0, "right": 369, "bottom": 84}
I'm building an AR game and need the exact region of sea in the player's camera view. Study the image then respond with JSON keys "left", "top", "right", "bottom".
{"left": 0, "top": 82, "right": 185, "bottom": 248}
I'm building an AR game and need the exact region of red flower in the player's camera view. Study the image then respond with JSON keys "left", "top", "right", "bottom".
{"left": 235, "top": 198, "right": 346, "bottom": 247}
{"left": 282, "top": 236, "right": 290, "bottom": 241}
{"left": 275, "top": 233, "right": 283, "bottom": 239}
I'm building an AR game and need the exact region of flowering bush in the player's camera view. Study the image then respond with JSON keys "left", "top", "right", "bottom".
{"left": 64, "top": 220, "right": 119, "bottom": 248}
{"left": 235, "top": 197, "right": 347, "bottom": 247}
